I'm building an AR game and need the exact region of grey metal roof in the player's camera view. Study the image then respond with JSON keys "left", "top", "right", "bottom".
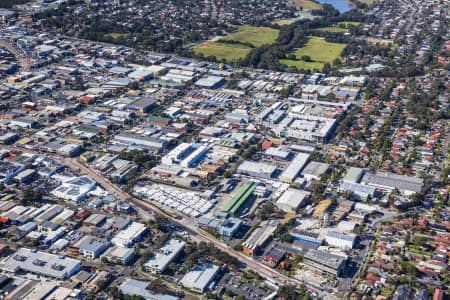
{"left": 304, "top": 249, "right": 345, "bottom": 269}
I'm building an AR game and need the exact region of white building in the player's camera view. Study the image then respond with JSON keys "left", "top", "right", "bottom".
{"left": 144, "top": 239, "right": 185, "bottom": 274}
{"left": 301, "top": 161, "right": 329, "bottom": 181}
{"left": 111, "top": 222, "right": 147, "bottom": 248}
{"left": 0, "top": 248, "right": 81, "bottom": 280}
{"left": 361, "top": 172, "right": 423, "bottom": 196}
{"left": 279, "top": 153, "right": 310, "bottom": 183}
{"left": 237, "top": 161, "right": 277, "bottom": 179}
{"left": 180, "top": 263, "right": 219, "bottom": 293}
{"left": 276, "top": 188, "right": 310, "bottom": 213}
{"left": 325, "top": 231, "right": 356, "bottom": 250}
{"left": 51, "top": 176, "right": 97, "bottom": 202}
{"left": 180, "top": 144, "right": 210, "bottom": 168}
{"left": 101, "top": 246, "right": 134, "bottom": 265}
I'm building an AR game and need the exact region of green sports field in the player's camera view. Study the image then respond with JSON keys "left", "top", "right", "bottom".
{"left": 280, "top": 36, "right": 346, "bottom": 71}
{"left": 220, "top": 26, "right": 280, "bottom": 47}
{"left": 193, "top": 41, "right": 252, "bottom": 62}
{"left": 316, "top": 27, "right": 349, "bottom": 33}
{"left": 291, "top": 0, "right": 322, "bottom": 10}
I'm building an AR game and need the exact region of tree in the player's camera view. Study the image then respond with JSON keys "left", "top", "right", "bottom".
{"left": 148, "top": 279, "right": 169, "bottom": 294}
{"left": 294, "top": 254, "right": 304, "bottom": 263}
{"left": 20, "top": 187, "right": 43, "bottom": 205}
{"left": 258, "top": 202, "right": 276, "bottom": 220}
{"left": 71, "top": 75, "right": 85, "bottom": 91}
{"left": 322, "top": 62, "right": 331, "bottom": 73}
{"left": 277, "top": 285, "right": 312, "bottom": 300}
{"left": 168, "top": 262, "right": 178, "bottom": 273}
{"left": 342, "top": 190, "right": 354, "bottom": 200}
{"left": 301, "top": 55, "right": 312, "bottom": 62}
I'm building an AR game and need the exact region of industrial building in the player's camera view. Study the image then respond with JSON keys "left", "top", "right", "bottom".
{"left": 126, "top": 97, "right": 158, "bottom": 113}
{"left": 304, "top": 249, "right": 345, "bottom": 277}
{"left": 222, "top": 181, "right": 257, "bottom": 216}
{"left": 263, "top": 245, "right": 286, "bottom": 267}
{"left": 325, "top": 231, "right": 356, "bottom": 250}
{"left": 301, "top": 161, "right": 329, "bottom": 181}
{"left": 197, "top": 217, "right": 242, "bottom": 237}
{"left": 114, "top": 132, "right": 167, "bottom": 151}
{"left": 83, "top": 213, "right": 106, "bottom": 227}
{"left": 276, "top": 114, "right": 336, "bottom": 143}
{"left": 218, "top": 218, "right": 242, "bottom": 237}
{"left": 128, "top": 69, "right": 153, "bottom": 81}
{"left": 120, "top": 279, "right": 178, "bottom": 300}
{"left": 237, "top": 161, "right": 276, "bottom": 179}
{"left": 111, "top": 222, "right": 147, "bottom": 248}
{"left": 51, "top": 176, "right": 97, "bottom": 203}
{"left": 263, "top": 147, "right": 291, "bottom": 160}
{"left": 361, "top": 172, "right": 424, "bottom": 195}
{"left": 9, "top": 118, "right": 39, "bottom": 129}
{"left": 275, "top": 188, "right": 311, "bottom": 213}
{"left": 339, "top": 181, "right": 376, "bottom": 201}
{"left": 279, "top": 153, "right": 310, "bottom": 183}
{"left": 180, "top": 144, "right": 210, "bottom": 168}
{"left": 180, "top": 263, "right": 220, "bottom": 293}
{"left": 343, "top": 167, "right": 364, "bottom": 183}
{"left": 101, "top": 245, "right": 135, "bottom": 265}
{"left": 79, "top": 238, "right": 109, "bottom": 259}
{"left": 194, "top": 75, "right": 225, "bottom": 89}
{"left": 290, "top": 229, "right": 322, "bottom": 245}
{"left": 0, "top": 248, "right": 81, "bottom": 280}
{"left": 144, "top": 239, "right": 185, "bottom": 274}
{"left": 242, "top": 220, "right": 278, "bottom": 256}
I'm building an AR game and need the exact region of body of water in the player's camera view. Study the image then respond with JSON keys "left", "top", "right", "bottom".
{"left": 315, "top": 0, "right": 354, "bottom": 13}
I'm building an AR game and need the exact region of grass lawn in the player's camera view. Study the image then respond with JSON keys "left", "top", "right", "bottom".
{"left": 220, "top": 26, "right": 279, "bottom": 47}
{"left": 316, "top": 21, "right": 361, "bottom": 33}
{"left": 104, "top": 33, "right": 129, "bottom": 39}
{"left": 280, "top": 59, "right": 325, "bottom": 70}
{"left": 280, "top": 36, "right": 346, "bottom": 70}
{"left": 339, "top": 21, "right": 361, "bottom": 26}
{"left": 291, "top": 0, "right": 322, "bottom": 10}
{"left": 193, "top": 41, "right": 251, "bottom": 62}
{"left": 273, "top": 18, "right": 299, "bottom": 26}
{"left": 316, "top": 26, "right": 348, "bottom": 33}
{"left": 357, "top": 0, "right": 376, "bottom": 4}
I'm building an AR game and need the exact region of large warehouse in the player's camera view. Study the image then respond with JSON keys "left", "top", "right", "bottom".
{"left": 237, "top": 161, "right": 277, "bottom": 179}
{"left": 144, "top": 239, "right": 185, "bottom": 274}
{"left": 1, "top": 248, "right": 81, "bottom": 280}
{"left": 304, "top": 249, "right": 345, "bottom": 277}
{"left": 180, "top": 263, "right": 219, "bottom": 293}
{"left": 276, "top": 188, "right": 311, "bottom": 213}
{"left": 279, "top": 153, "right": 310, "bottom": 183}
{"left": 361, "top": 172, "right": 424, "bottom": 195}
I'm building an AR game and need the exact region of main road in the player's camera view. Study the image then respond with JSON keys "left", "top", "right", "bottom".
{"left": 2, "top": 145, "right": 326, "bottom": 298}
{"left": 68, "top": 158, "right": 327, "bottom": 297}
{"left": 0, "top": 38, "right": 31, "bottom": 72}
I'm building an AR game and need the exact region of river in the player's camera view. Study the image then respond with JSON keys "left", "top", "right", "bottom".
{"left": 315, "top": 0, "right": 354, "bottom": 13}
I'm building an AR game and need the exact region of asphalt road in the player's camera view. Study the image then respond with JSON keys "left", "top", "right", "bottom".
{"left": 2, "top": 145, "right": 324, "bottom": 296}
{"left": 0, "top": 38, "right": 30, "bottom": 72}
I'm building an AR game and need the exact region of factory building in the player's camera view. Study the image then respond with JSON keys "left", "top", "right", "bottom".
{"left": 237, "top": 161, "right": 277, "bottom": 179}
{"left": 303, "top": 249, "right": 345, "bottom": 277}
{"left": 279, "top": 153, "right": 310, "bottom": 183}
{"left": 144, "top": 239, "right": 185, "bottom": 274}
{"left": 276, "top": 188, "right": 310, "bottom": 214}
{"left": 325, "top": 231, "right": 356, "bottom": 250}
{"left": 180, "top": 263, "right": 220, "bottom": 293}
{"left": 1, "top": 248, "right": 81, "bottom": 280}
